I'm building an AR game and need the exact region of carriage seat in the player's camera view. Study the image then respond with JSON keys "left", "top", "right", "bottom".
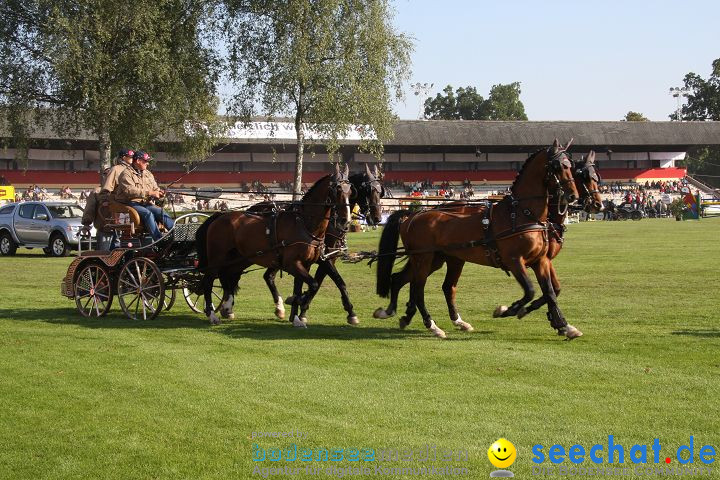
{"left": 107, "top": 201, "right": 144, "bottom": 236}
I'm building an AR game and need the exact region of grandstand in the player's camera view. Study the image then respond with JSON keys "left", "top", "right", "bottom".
{"left": 2, "top": 120, "right": 720, "bottom": 194}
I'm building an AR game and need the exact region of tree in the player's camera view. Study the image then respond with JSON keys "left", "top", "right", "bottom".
{"left": 223, "top": 0, "right": 412, "bottom": 199}
{"left": 424, "top": 85, "right": 487, "bottom": 120}
{"left": 0, "top": 0, "right": 221, "bottom": 173}
{"left": 623, "top": 111, "right": 649, "bottom": 121}
{"left": 676, "top": 58, "right": 720, "bottom": 121}
{"left": 423, "top": 82, "right": 527, "bottom": 120}
{"left": 483, "top": 82, "right": 527, "bottom": 120}
{"left": 672, "top": 58, "right": 720, "bottom": 186}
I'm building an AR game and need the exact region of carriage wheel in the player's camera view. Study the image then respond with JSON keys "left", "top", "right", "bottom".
{"left": 163, "top": 286, "right": 176, "bottom": 311}
{"left": 117, "top": 258, "right": 165, "bottom": 321}
{"left": 74, "top": 263, "right": 113, "bottom": 317}
{"left": 182, "top": 280, "right": 223, "bottom": 314}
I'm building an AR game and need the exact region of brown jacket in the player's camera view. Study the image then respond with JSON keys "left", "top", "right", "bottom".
{"left": 115, "top": 166, "right": 159, "bottom": 204}
{"left": 101, "top": 162, "right": 131, "bottom": 194}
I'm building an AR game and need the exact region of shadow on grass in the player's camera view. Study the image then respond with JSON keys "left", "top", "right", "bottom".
{"left": 215, "top": 319, "right": 496, "bottom": 341}
{"left": 1, "top": 307, "right": 497, "bottom": 341}
{"left": 671, "top": 329, "right": 720, "bottom": 338}
{"left": 0, "top": 307, "right": 208, "bottom": 330}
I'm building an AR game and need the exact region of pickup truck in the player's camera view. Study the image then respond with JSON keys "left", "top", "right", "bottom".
{"left": 0, "top": 202, "right": 94, "bottom": 257}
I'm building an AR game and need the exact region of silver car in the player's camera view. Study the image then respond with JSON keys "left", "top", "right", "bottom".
{"left": 0, "top": 202, "right": 95, "bottom": 257}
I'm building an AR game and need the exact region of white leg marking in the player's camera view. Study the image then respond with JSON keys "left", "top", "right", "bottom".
{"left": 429, "top": 320, "right": 447, "bottom": 339}
{"left": 292, "top": 315, "right": 307, "bottom": 328}
{"left": 452, "top": 314, "right": 474, "bottom": 332}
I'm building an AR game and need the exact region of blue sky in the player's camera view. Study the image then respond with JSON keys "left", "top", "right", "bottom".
{"left": 391, "top": 0, "right": 720, "bottom": 121}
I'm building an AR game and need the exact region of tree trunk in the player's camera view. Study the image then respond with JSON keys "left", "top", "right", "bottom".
{"left": 98, "top": 128, "right": 112, "bottom": 182}
{"left": 293, "top": 112, "right": 304, "bottom": 201}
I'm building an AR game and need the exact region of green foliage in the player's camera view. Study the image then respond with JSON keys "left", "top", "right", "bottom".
{"left": 222, "top": 0, "right": 412, "bottom": 196}
{"left": 424, "top": 82, "right": 527, "bottom": 120}
{"left": 623, "top": 111, "right": 648, "bottom": 121}
{"left": 684, "top": 146, "right": 720, "bottom": 188}
{"left": 0, "top": 0, "right": 223, "bottom": 169}
{"left": 675, "top": 58, "right": 720, "bottom": 121}
{"left": 668, "top": 197, "right": 687, "bottom": 218}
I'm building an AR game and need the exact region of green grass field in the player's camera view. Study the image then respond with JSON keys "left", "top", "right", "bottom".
{"left": 0, "top": 218, "right": 718, "bottom": 479}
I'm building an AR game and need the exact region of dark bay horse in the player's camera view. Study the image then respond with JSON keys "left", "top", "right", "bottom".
{"left": 373, "top": 149, "right": 603, "bottom": 326}
{"left": 261, "top": 164, "right": 385, "bottom": 324}
{"left": 375, "top": 140, "right": 581, "bottom": 339}
{"left": 195, "top": 165, "right": 352, "bottom": 327}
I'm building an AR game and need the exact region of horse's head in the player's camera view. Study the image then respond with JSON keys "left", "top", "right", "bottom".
{"left": 574, "top": 151, "right": 604, "bottom": 213}
{"left": 330, "top": 163, "right": 353, "bottom": 229}
{"left": 351, "top": 164, "right": 384, "bottom": 226}
{"left": 546, "top": 139, "right": 579, "bottom": 206}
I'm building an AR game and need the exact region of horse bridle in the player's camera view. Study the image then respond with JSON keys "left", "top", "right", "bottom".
{"left": 327, "top": 176, "right": 353, "bottom": 231}
{"left": 351, "top": 175, "right": 384, "bottom": 224}
{"left": 546, "top": 149, "right": 577, "bottom": 215}
{"left": 574, "top": 161, "right": 601, "bottom": 209}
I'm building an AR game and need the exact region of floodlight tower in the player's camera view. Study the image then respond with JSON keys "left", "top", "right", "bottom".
{"left": 669, "top": 86, "right": 690, "bottom": 121}
{"left": 412, "top": 82, "right": 434, "bottom": 120}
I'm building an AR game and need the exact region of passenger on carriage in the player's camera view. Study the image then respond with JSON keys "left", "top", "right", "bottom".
{"left": 114, "top": 151, "right": 174, "bottom": 241}
{"left": 81, "top": 148, "right": 136, "bottom": 248}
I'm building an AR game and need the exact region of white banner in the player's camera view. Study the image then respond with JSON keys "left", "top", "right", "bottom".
{"left": 225, "top": 121, "right": 376, "bottom": 141}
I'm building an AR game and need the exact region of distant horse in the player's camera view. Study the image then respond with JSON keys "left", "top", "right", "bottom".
{"left": 195, "top": 165, "right": 352, "bottom": 327}
{"left": 373, "top": 151, "right": 603, "bottom": 324}
{"left": 375, "top": 140, "right": 581, "bottom": 339}
{"left": 260, "top": 164, "right": 385, "bottom": 324}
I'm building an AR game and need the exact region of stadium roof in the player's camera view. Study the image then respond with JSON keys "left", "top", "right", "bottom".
{"left": 388, "top": 120, "right": 720, "bottom": 150}
{"left": 3, "top": 117, "right": 720, "bottom": 152}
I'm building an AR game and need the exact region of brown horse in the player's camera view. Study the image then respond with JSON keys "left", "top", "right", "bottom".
{"left": 508, "top": 150, "right": 603, "bottom": 317}
{"left": 260, "top": 164, "right": 385, "bottom": 324}
{"left": 375, "top": 140, "right": 581, "bottom": 339}
{"left": 373, "top": 150, "right": 603, "bottom": 325}
{"left": 195, "top": 165, "right": 352, "bottom": 326}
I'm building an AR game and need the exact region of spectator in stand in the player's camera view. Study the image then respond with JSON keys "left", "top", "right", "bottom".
{"left": 0, "top": 175, "right": 8, "bottom": 186}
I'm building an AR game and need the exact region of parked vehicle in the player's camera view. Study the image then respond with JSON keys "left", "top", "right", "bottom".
{"left": 0, "top": 202, "right": 94, "bottom": 257}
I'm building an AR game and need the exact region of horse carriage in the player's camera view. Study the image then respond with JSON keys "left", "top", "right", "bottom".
{"left": 60, "top": 163, "right": 385, "bottom": 324}
{"left": 60, "top": 212, "right": 221, "bottom": 320}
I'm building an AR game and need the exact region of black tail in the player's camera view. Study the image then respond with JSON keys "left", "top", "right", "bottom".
{"left": 195, "top": 212, "right": 224, "bottom": 269}
{"left": 376, "top": 209, "right": 410, "bottom": 298}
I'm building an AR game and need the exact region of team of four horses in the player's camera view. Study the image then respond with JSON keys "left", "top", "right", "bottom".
{"left": 195, "top": 140, "right": 603, "bottom": 340}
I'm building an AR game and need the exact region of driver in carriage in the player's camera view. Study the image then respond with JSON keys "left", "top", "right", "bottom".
{"left": 81, "top": 148, "right": 136, "bottom": 248}
{"left": 114, "top": 151, "right": 174, "bottom": 241}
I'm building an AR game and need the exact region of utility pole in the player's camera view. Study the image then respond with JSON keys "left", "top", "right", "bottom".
{"left": 669, "top": 86, "right": 690, "bottom": 121}
{"left": 412, "top": 82, "right": 434, "bottom": 120}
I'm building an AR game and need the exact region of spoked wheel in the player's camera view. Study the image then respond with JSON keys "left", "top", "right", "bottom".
{"left": 182, "top": 280, "right": 223, "bottom": 314}
{"left": 74, "top": 263, "right": 113, "bottom": 317}
{"left": 163, "top": 287, "right": 176, "bottom": 311}
{"left": 117, "top": 258, "right": 165, "bottom": 321}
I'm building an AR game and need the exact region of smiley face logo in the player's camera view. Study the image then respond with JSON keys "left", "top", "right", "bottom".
{"left": 487, "top": 438, "right": 517, "bottom": 469}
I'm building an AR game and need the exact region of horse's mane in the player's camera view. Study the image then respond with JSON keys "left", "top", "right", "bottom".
{"left": 510, "top": 148, "right": 546, "bottom": 193}
{"left": 301, "top": 174, "right": 332, "bottom": 202}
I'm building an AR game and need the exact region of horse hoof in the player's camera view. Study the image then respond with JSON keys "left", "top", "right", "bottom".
{"left": 430, "top": 327, "right": 447, "bottom": 339}
{"left": 564, "top": 325, "right": 583, "bottom": 340}
{"left": 373, "top": 307, "right": 392, "bottom": 319}
{"left": 453, "top": 316, "right": 474, "bottom": 332}
{"left": 493, "top": 305, "right": 508, "bottom": 318}
{"left": 300, "top": 316, "right": 308, "bottom": 324}
{"left": 516, "top": 306, "right": 527, "bottom": 319}
{"left": 292, "top": 316, "right": 307, "bottom": 328}
{"left": 285, "top": 295, "right": 296, "bottom": 305}
{"left": 275, "top": 308, "right": 285, "bottom": 320}
{"left": 347, "top": 315, "right": 359, "bottom": 325}
{"left": 399, "top": 317, "right": 410, "bottom": 329}
{"left": 209, "top": 312, "right": 221, "bottom": 325}
{"left": 221, "top": 311, "right": 235, "bottom": 320}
